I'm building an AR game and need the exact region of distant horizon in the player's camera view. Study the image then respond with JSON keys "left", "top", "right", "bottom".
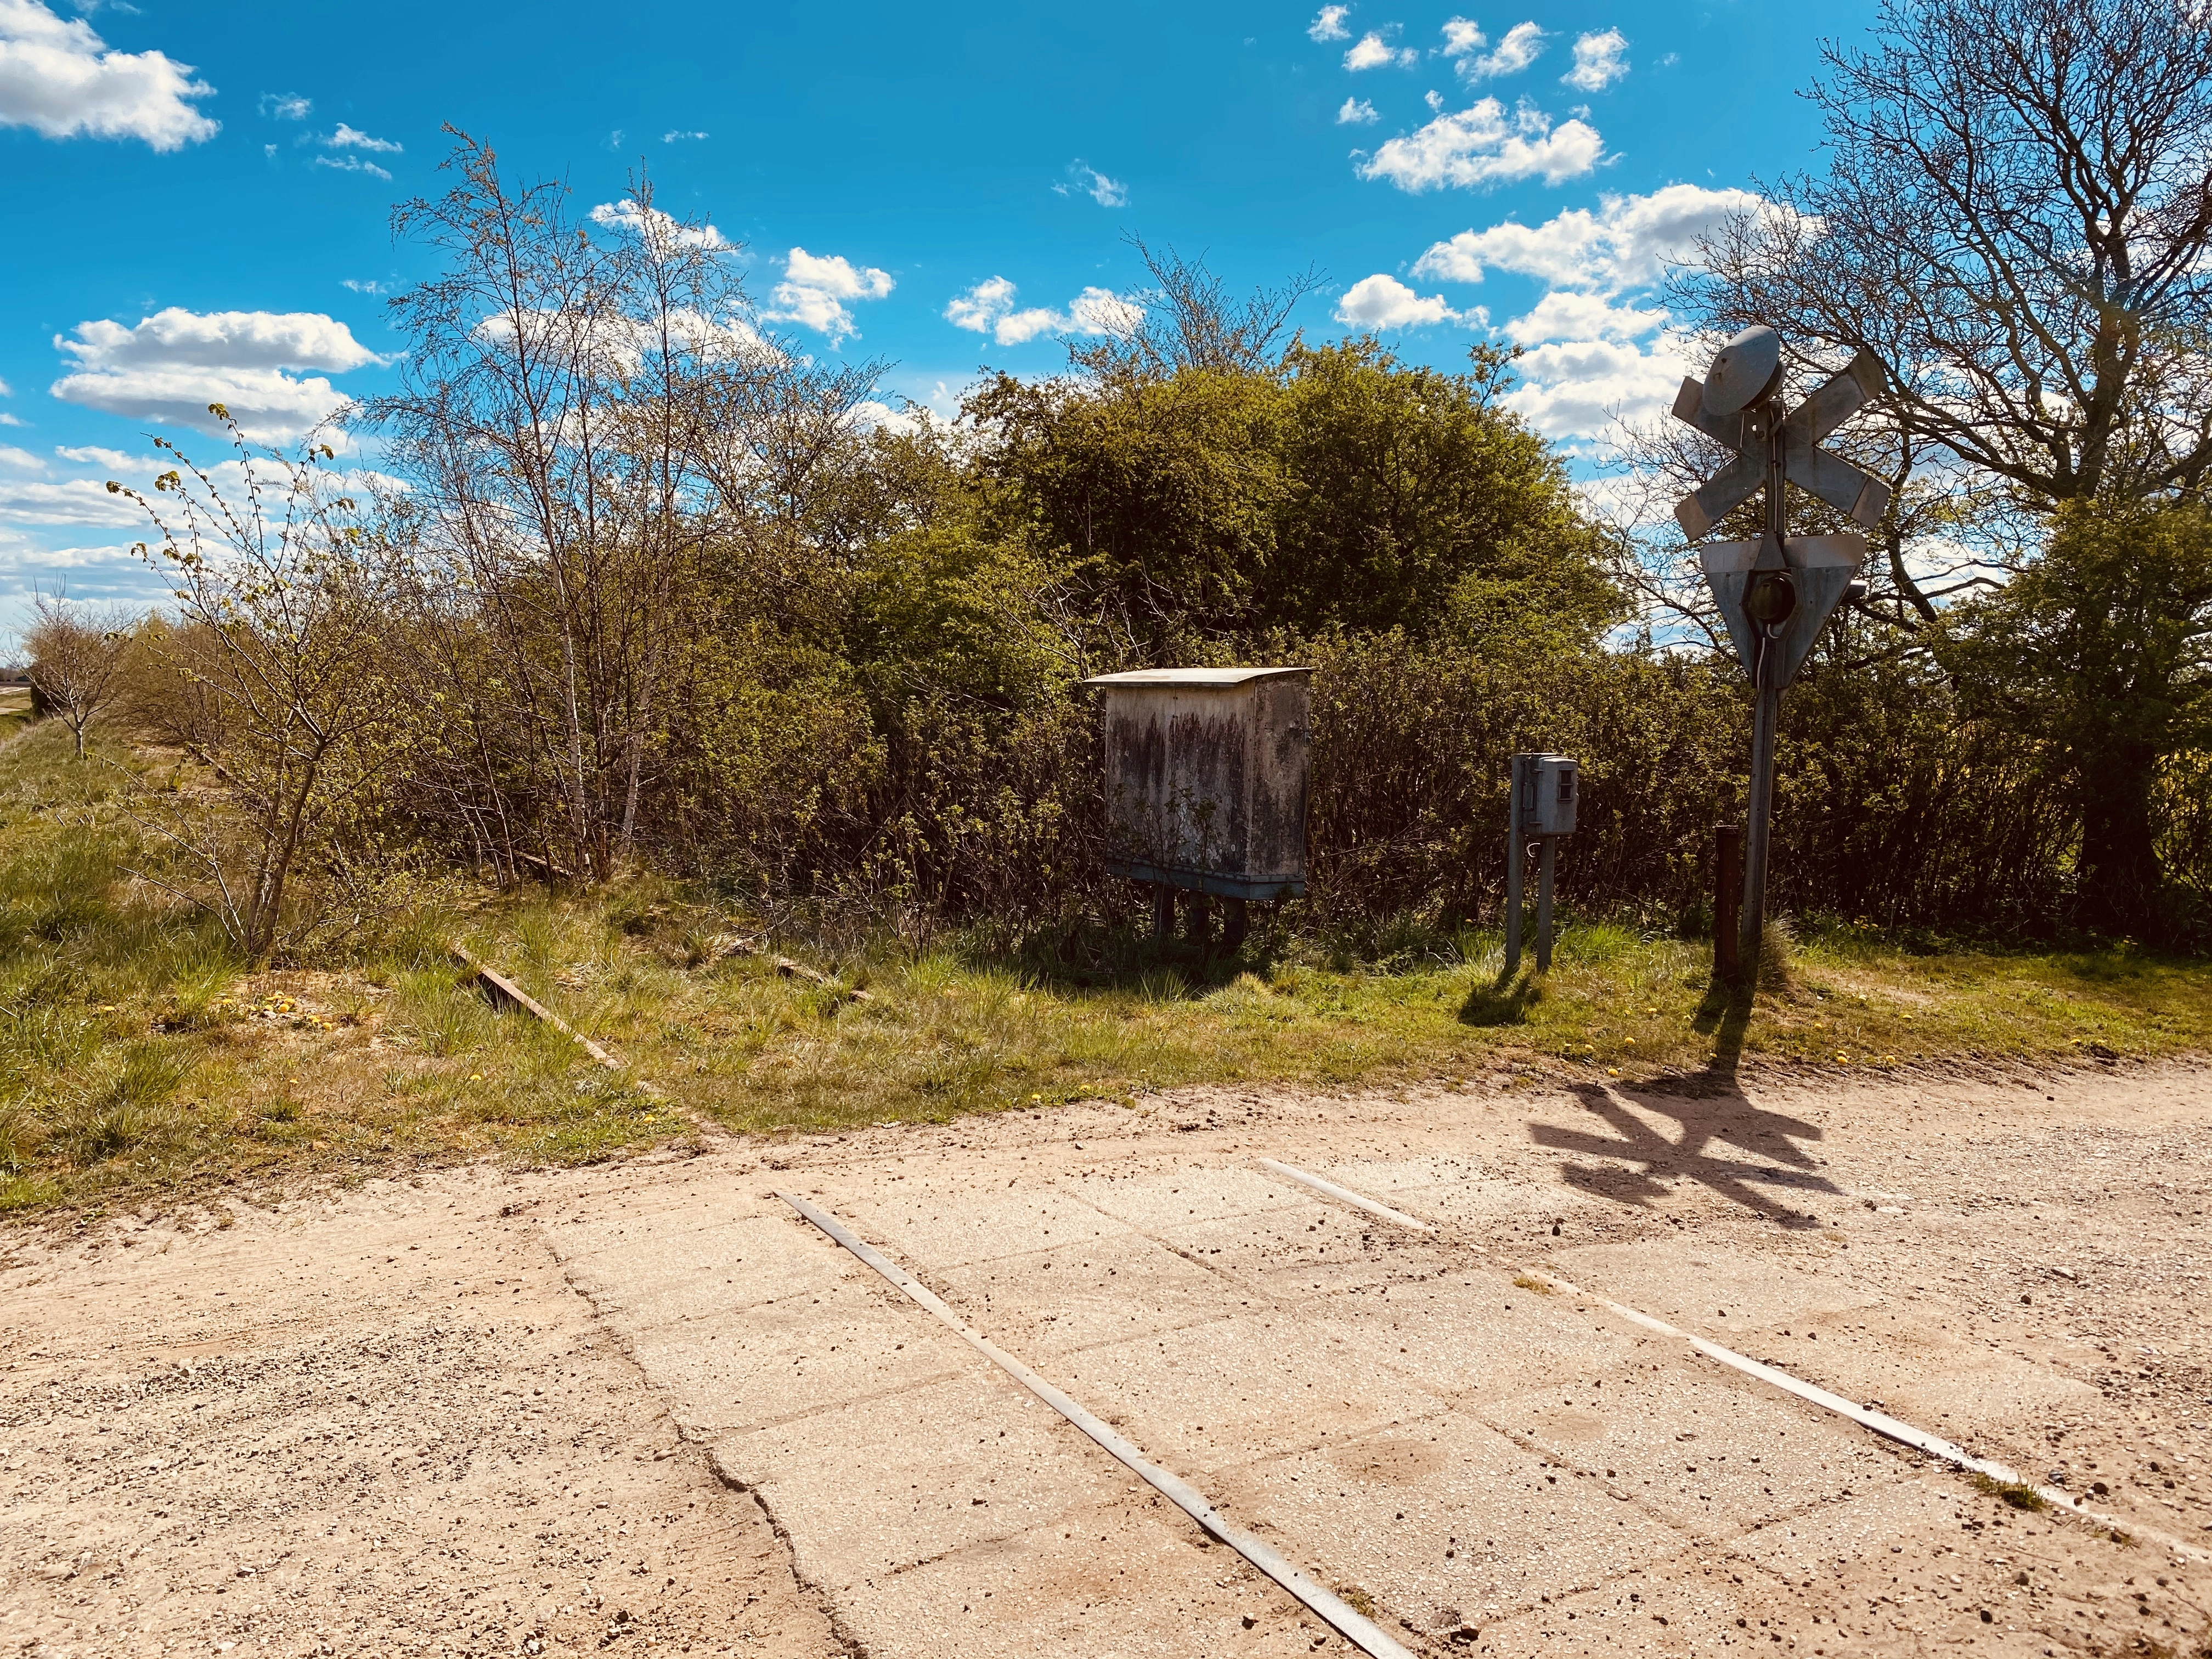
{"left": 0, "top": 0, "right": 1877, "bottom": 618}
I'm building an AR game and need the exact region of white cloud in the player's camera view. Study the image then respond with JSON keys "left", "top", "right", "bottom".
{"left": 1502, "top": 290, "right": 1666, "bottom": 343}
{"left": 1337, "top": 96, "right": 1378, "bottom": 124}
{"left": 50, "top": 307, "right": 386, "bottom": 441}
{"left": 0, "top": 443, "right": 43, "bottom": 471}
{"left": 53, "top": 444, "right": 149, "bottom": 471}
{"left": 662, "top": 129, "right": 708, "bottom": 142}
{"left": 324, "top": 122, "right": 400, "bottom": 154}
{"left": 1333, "top": 274, "right": 1470, "bottom": 330}
{"left": 944, "top": 277, "right": 1141, "bottom": 346}
{"left": 0, "top": 0, "right": 217, "bottom": 150}
{"left": 259, "top": 92, "right": 309, "bottom": 120}
{"left": 1356, "top": 98, "right": 1601, "bottom": 191}
{"left": 0, "top": 475, "right": 154, "bottom": 526}
{"left": 1562, "top": 28, "right": 1629, "bottom": 92}
{"left": 314, "top": 154, "right": 390, "bottom": 181}
{"left": 1412, "top": 183, "right": 1764, "bottom": 291}
{"left": 0, "top": 375, "right": 12, "bottom": 396}
{"left": 1307, "top": 4, "right": 1350, "bottom": 41}
{"left": 763, "top": 248, "right": 895, "bottom": 345}
{"left": 1055, "top": 160, "right": 1127, "bottom": 207}
{"left": 1503, "top": 334, "right": 1694, "bottom": 439}
{"left": 1452, "top": 20, "right": 1546, "bottom": 80}
{"left": 341, "top": 277, "right": 390, "bottom": 295}
{"left": 0, "top": 415, "right": 21, "bottom": 427}
{"left": 588, "top": 198, "right": 732, "bottom": 251}
{"left": 1344, "top": 31, "right": 1416, "bottom": 70}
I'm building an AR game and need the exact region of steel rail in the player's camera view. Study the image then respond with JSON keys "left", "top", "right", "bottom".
{"left": 778, "top": 1190, "right": 1415, "bottom": 1659}
{"left": 1257, "top": 1159, "right": 2206, "bottom": 1562}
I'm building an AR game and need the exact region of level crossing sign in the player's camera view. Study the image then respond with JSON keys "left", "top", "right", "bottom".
{"left": 1668, "top": 324, "right": 1893, "bottom": 977}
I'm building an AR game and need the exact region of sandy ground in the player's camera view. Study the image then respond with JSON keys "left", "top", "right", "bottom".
{"left": 4, "top": 1058, "right": 2211, "bottom": 1657}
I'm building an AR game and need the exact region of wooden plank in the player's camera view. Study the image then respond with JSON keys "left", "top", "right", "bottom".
{"left": 450, "top": 944, "right": 622, "bottom": 1070}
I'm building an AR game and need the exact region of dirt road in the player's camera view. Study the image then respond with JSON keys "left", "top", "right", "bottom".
{"left": 4, "top": 1060, "right": 2209, "bottom": 1656}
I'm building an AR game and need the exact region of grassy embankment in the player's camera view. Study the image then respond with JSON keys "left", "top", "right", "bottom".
{"left": 4, "top": 708, "right": 2209, "bottom": 1218}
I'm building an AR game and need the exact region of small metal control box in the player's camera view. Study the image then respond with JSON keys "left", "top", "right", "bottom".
{"left": 1513, "top": 753, "right": 1579, "bottom": 837}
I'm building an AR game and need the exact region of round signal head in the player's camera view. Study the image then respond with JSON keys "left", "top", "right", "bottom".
{"left": 1702, "top": 325, "right": 1785, "bottom": 417}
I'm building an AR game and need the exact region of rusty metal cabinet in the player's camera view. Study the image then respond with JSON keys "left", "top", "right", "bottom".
{"left": 1084, "top": 667, "right": 1312, "bottom": 901}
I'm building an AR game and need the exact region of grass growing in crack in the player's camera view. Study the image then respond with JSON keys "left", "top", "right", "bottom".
{"left": 1334, "top": 1585, "right": 1378, "bottom": 1618}
{"left": 1970, "top": 1472, "right": 2049, "bottom": 1511}
{"left": 1512, "top": 1273, "right": 1555, "bottom": 1295}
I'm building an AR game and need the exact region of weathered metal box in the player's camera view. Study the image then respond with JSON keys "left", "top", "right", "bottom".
{"left": 1513, "top": 753, "right": 1579, "bottom": 837}
{"left": 1084, "top": 667, "right": 1312, "bottom": 900}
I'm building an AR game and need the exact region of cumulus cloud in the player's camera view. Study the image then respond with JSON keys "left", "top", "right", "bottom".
{"left": 1356, "top": 98, "right": 1601, "bottom": 191}
{"left": 1307, "top": 5, "right": 1350, "bottom": 41}
{"left": 1446, "top": 19, "right": 1546, "bottom": 80}
{"left": 324, "top": 122, "right": 400, "bottom": 153}
{"left": 1333, "top": 274, "right": 1472, "bottom": 330}
{"left": 259, "top": 92, "right": 309, "bottom": 120}
{"left": 53, "top": 444, "right": 150, "bottom": 471}
{"left": 1344, "top": 31, "right": 1416, "bottom": 70}
{"left": 49, "top": 307, "right": 386, "bottom": 441}
{"left": 1393, "top": 184, "right": 1760, "bottom": 442}
{"left": 944, "top": 277, "right": 1142, "bottom": 346}
{"left": 1055, "top": 160, "right": 1127, "bottom": 207}
{"left": 313, "top": 154, "right": 389, "bottom": 181}
{"left": 0, "top": 476, "right": 151, "bottom": 526}
{"left": 0, "top": 443, "right": 43, "bottom": 471}
{"left": 1503, "top": 334, "right": 1694, "bottom": 439}
{"left": 1411, "top": 183, "right": 1763, "bottom": 291}
{"left": 1562, "top": 28, "right": 1629, "bottom": 92}
{"left": 1501, "top": 290, "right": 1666, "bottom": 343}
{"left": 588, "top": 198, "right": 732, "bottom": 251}
{"left": 1337, "top": 96, "right": 1378, "bottom": 124}
{"left": 0, "top": 0, "right": 217, "bottom": 149}
{"left": 763, "top": 248, "right": 894, "bottom": 345}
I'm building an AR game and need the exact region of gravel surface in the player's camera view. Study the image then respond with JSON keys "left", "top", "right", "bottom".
{"left": 4, "top": 1058, "right": 2209, "bottom": 1656}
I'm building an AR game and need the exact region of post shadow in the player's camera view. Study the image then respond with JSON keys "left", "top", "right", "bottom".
{"left": 1525, "top": 974, "right": 1843, "bottom": 1227}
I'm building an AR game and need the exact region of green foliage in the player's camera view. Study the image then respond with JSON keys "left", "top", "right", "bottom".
{"left": 967, "top": 338, "right": 1617, "bottom": 649}
{"left": 1942, "top": 499, "right": 2212, "bottom": 939}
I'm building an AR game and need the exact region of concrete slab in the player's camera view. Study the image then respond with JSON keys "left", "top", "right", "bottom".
{"left": 1068, "top": 1163, "right": 1322, "bottom": 1232}
{"left": 832, "top": 1177, "right": 1132, "bottom": 1267}
{"left": 561, "top": 1210, "right": 842, "bottom": 1328}
{"left": 857, "top": 1496, "right": 1347, "bottom": 1658}
{"left": 1489, "top": 1364, "right": 1883, "bottom": 1542}
{"left": 605, "top": 1261, "right": 977, "bottom": 1435}
{"left": 713, "top": 1370, "right": 1122, "bottom": 1578}
{"left": 1296, "top": 1274, "right": 1648, "bottom": 1409}
{"left": 1050, "top": 1310, "right": 1454, "bottom": 1476}
{"left": 924, "top": 1238, "right": 1245, "bottom": 1357}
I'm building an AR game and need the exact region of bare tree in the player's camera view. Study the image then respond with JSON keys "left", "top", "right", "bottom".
{"left": 109, "top": 415, "right": 400, "bottom": 963}
{"left": 1680, "top": 0, "right": 2212, "bottom": 518}
{"left": 371, "top": 135, "right": 746, "bottom": 878}
{"left": 21, "top": 592, "right": 138, "bottom": 758}
{"left": 1070, "top": 237, "right": 1325, "bottom": 381}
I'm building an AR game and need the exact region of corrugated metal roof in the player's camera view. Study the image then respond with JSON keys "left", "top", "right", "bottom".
{"left": 1081, "top": 666, "right": 1313, "bottom": 689}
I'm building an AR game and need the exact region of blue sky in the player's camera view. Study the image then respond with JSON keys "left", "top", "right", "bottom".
{"left": 0, "top": 0, "right": 1878, "bottom": 611}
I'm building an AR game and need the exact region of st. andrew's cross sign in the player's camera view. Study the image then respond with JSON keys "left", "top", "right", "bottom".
{"left": 1669, "top": 324, "right": 1892, "bottom": 975}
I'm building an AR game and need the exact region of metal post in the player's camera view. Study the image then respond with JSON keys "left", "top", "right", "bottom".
{"left": 1504, "top": 798, "right": 1525, "bottom": 975}
{"left": 1534, "top": 837, "right": 1557, "bottom": 972}
{"left": 1186, "top": 891, "right": 1212, "bottom": 951}
{"left": 1742, "top": 684, "right": 1780, "bottom": 976}
{"left": 1739, "top": 405, "right": 1792, "bottom": 981}
{"left": 1714, "top": 823, "right": 1742, "bottom": 983}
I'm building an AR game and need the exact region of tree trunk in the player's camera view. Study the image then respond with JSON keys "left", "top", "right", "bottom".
{"left": 2075, "top": 743, "right": 2163, "bottom": 940}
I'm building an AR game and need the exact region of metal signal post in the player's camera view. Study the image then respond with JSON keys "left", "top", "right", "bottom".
{"left": 1672, "top": 327, "right": 1888, "bottom": 980}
